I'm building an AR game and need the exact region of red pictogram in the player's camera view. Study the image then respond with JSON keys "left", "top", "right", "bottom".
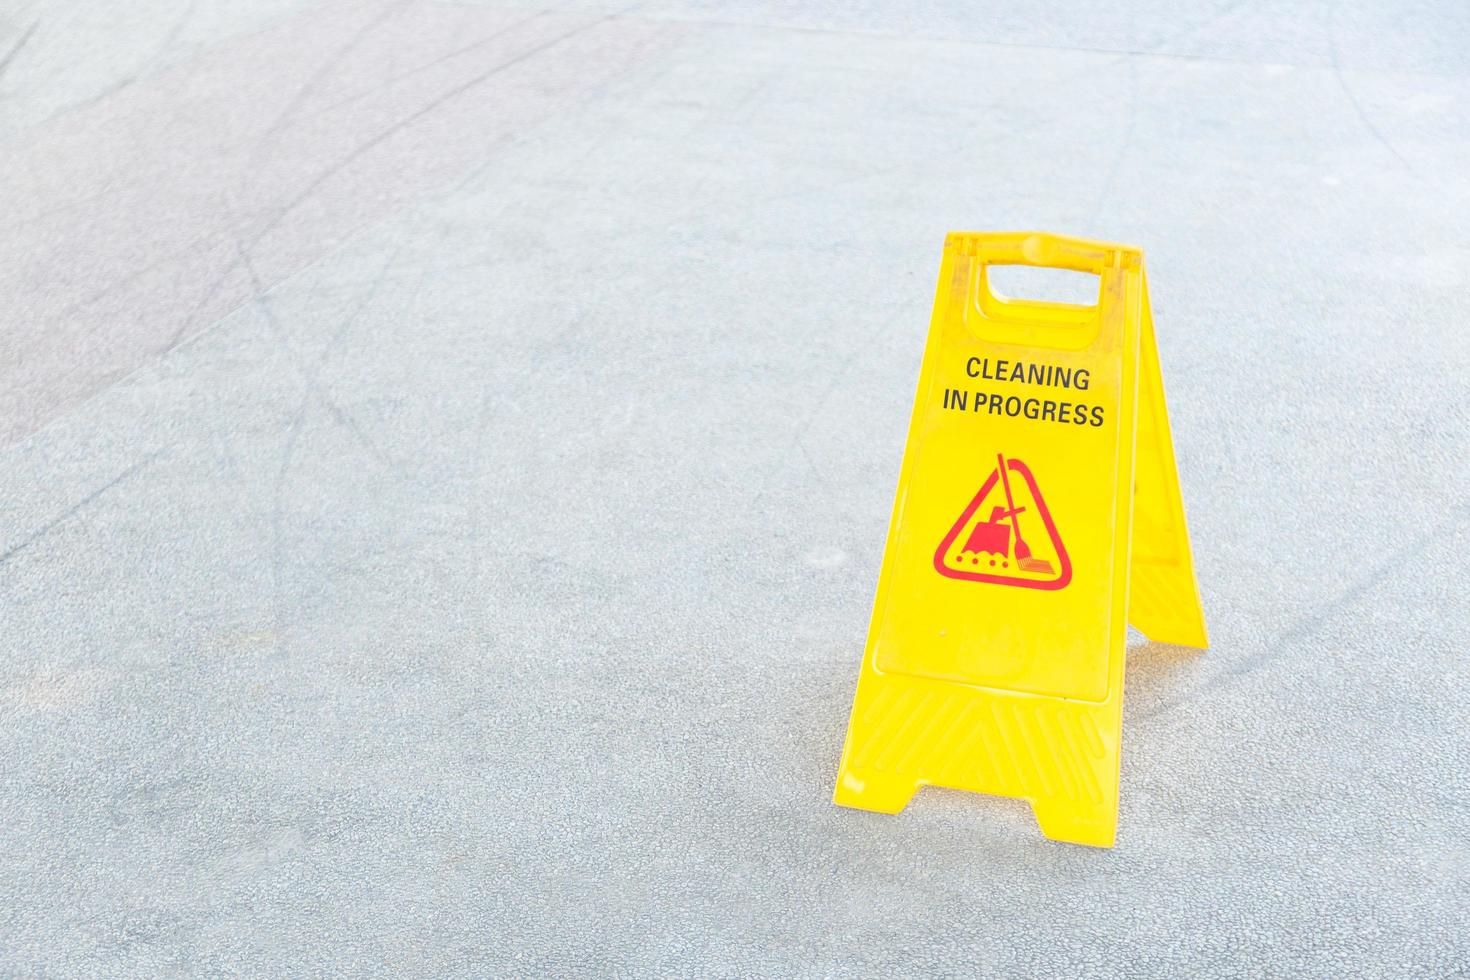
{"left": 934, "top": 453, "right": 1071, "bottom": 590}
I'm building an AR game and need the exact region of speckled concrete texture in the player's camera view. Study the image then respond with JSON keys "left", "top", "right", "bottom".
{"left": 1, "top": 1, "right": 1468, "bottom": 975}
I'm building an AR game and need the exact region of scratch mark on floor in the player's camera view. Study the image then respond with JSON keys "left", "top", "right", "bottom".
{"left": 297, "top": 2, "right": 569, "bottom": 127}
{"left": 1087, "top": 50, "right": 1137, "bottom": 227}
{"left": 259, "top": 5, "right": 633, "bottom": 243}
{"left": 1326, "top": 0, "right": 1417, "bottom": 177}
{"left": 265, "top": 241, "right": 402, "bottom": 658}
{"left": 249, "top": 0, "right": 414, "bottom": 160}
{"left": 0, "top": 20, "right": 37, "bottom": 81}
{"left": 1139, "top": 501, "right": 1469, "bottom": 720}
{"left": 0, "top": 449, "right": 166, "bottom": 569}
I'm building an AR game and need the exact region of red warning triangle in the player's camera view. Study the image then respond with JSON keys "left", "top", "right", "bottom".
{"left": 934, "top": 454, "right": 1071, "bottom": 590}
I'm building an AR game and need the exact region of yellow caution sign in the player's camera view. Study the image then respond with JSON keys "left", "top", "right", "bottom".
{"left": 834, "top": 231, "right": 1207, "bottom": 848}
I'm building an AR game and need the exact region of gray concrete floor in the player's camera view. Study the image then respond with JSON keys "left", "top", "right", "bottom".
{"left": 2, "top": 0, "right": 1468, "bottom": 975}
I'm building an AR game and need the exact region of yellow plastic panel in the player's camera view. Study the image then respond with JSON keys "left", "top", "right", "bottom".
{"left": 833, "top": 231, "right": 1207, "bottom": 847}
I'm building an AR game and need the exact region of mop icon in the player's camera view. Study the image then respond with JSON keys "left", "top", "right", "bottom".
{"left": 987, "top": 452, "right": 1055, "bottom": 575}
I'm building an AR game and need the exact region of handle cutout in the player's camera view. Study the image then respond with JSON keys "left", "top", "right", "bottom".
{"left": 983, "top": 264, "right": 1101, "bottom": 309}
{"left": 956, "top": 261, "right": 1106, "bottom": 350}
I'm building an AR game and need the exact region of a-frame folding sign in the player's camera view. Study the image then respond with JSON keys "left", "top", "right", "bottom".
{"left": 834, "top": 232, "right": 1207, "bottom": 847}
